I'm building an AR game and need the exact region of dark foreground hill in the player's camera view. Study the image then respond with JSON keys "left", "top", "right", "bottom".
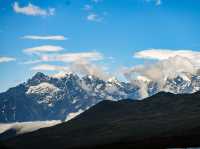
{"left": 3, "top": 91, "right": 200, "bottom": 149}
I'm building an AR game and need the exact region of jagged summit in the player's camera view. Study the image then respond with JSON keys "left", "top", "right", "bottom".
{"left": 50, "top": 72, "right": 73, "bottom": 79}
{"left": 31, "top": 72, "right": 48, "bottom": 80}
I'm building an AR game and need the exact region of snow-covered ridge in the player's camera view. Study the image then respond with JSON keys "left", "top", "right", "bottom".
{"left": 26, "top": 82, "right": 62, "bottom": 107}
{"left": 26, "top": 82, "right": 60, "bottom": 95}
{"left": 107, "top": 77, "right": 122, "bottom": 86}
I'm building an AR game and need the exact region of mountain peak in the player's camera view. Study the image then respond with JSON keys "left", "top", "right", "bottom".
{"left": 50, "top": 72, "right": 73, "bottom": 79}
{"left": 27, "top": 72, "right": 49, "bottom": 86}
{"left": 108, "top": 77, "right": 118, "bottom": 82}
{"left": 32, "top": 72, "right": 47, "bottom": 79}
{"left": 107, "top": 77, "right": 121, "bottom": 86}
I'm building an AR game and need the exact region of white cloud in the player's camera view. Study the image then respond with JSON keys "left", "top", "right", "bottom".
{"left": 31, "top": 64, "right": 69, "bottom": 72}
{"left": 145, "top": 0, "right": 162, "bottom": 6}
{"left": 122, "top": 55, "right": 198, "bottom": 98}
{"left": 0, "top": 56, "right": 16, "bottom": 63}
{"left": 24, "top": 45, "right": 64, "bottom": 54}
{"left": 134, "top": 49, "right": 200, "bottom": 66}
{"left": 126, "top": 56, "right": 196, "bottom": 82}
{"left": 13, "top": 2, "right": 55, "bottom": 16}
{"left": 39, "top": 51, "right": 103, "bottom": 63}
{"left": 22, "top": 60, "right": 42, "bottom": 65}
{"left": 121, "top": 49, "right": 200, "bottom": 98}
{"left": 22, "top": 35, "right": 67, "bottom": 41}
{"left": 0, "top": 121, "right": 60, "bottom": 135}
{"left": 87, "top": 13, "right": 103, "bottom": 22}
{"left": 155, "top": 0, "right": 162, "bottom": 6}
{"left": 91, "top": 0, "right": 102, "bottom": 3}
{"left": 27, "top": 51, "right": 110, "bottom": 80}
{"left": 83, "top": 4, "right": 92, "bottom": 11}
{"left": 31, "top": 62, "right": 110, "bottom": 80}
{"left": 69, "top": 61, "right": 110, "bottom": 80}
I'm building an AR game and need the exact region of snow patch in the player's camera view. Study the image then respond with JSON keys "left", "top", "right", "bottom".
{"left": 107, "top": 77, "right": 122, "bottom": 86}
{"left": 26, "top": 82, "right": 60, "bottom": 95}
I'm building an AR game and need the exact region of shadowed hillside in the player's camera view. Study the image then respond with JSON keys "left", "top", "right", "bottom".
{"left": 4, "top": 91, "right": 200, "bottom": 149}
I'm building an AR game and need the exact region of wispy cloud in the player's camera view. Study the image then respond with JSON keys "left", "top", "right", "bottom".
{"left": 23, "top": 51, "right": 103, "bottom": 64}
{"left": 84, "top": 0, "right": 105, "bottom": 22}
{"left": 22, "top": 35, "right": 67, "bottom": 41}
{"left": 23, "top": 45, "right": 64, "bottom": 54}
{"left": 21, "top": 60, "right": 42, "bottom": 65}
{"left": 13, "top": 2, "right": 55, "bottom": 16}
{"left": 155, "top": 0, "right": 162, "bottom": 6}
{"left": 37, "top": 51, "right": 103, "bottom": 63}
{"left": 70, "top": 61, "right": 110, "bottom": 80}
{"left": 83, "top": 4, "right": 92, "bottom": 11}
{"left": 31, "top": 62, "right": 109, "bottom": 80}
{"left": 31, "top": 64, "right": 68, "bottom": 71}
{"left": 0, "top": 121, "right": 60, "bottom": 135}
{"left": 91, "top": 0, "right": 102, "bottom": 3}
{"left": 0, "top": 56, "right": 16, "bottom": 63}
{"left": 145, "top": 0, "right": 162, "bottom": 6}
{"left": 26, "top": 51, "right": 110, "bottom": 80}
{"left": 87, "top": 13, "right": 103, "bottom": 22}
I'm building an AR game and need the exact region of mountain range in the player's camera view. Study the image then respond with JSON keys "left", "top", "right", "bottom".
{"left": 3, "top": 91, "right": 200, "bottom": 149}
{"left": 1, "top": 71, "right": 200, "bottom": 122}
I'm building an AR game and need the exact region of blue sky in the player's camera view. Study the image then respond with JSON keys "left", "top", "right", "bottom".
{"left": 1, "top": 0, "right": 200, "bottom": 92}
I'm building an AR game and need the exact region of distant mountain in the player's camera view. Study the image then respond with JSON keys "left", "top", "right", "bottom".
{"left": 1, "top": 71, "right": 200, "bottom": 122}
{"left": 0, "top": 72, "right": 140, "bottom": 122}
{"left": 3, "top": 91, "right": 200, "bottom": 149}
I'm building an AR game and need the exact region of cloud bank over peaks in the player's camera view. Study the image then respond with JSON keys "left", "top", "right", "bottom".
{"left": 31, "top": 61, "right": 110, "bottom": 81}
{"left": 119, "top": 49, "right": 200, "bottom": 98}
{"left": 26, "top": 51, "right": 110, "bottom": 80}
{"left": 128, "top": 55, "right": 196, "bottom": 83}
{"left": 134, "top": 49, "right": 200, "bottom": 66}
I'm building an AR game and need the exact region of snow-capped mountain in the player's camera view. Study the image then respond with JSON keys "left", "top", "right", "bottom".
{"left": 0, "top": 72, "right": 140, "bottom": 122}
{"left": 163, "top": 73, "right": 200, "bottom": 94}
{"left": 1, "top": 71, "right": 200, "bottom": 122}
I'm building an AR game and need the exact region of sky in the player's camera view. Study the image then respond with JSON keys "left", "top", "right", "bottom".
{"left": 1, "top": 0, "right": 200, "bottom": 92}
